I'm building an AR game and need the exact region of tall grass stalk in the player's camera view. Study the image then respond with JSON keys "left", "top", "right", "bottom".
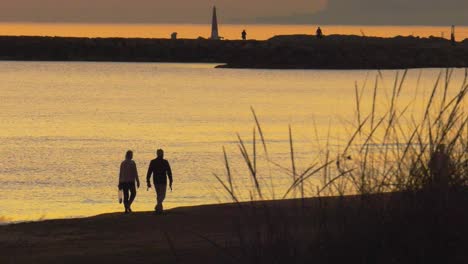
{"left": 215, "top": 68, "right": 467, "bottom": 203}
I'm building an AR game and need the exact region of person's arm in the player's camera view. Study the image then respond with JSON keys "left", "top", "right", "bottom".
{"left": 146, "top": 161, "right": 153, "bottom": 188}
{"left": 166, "top": 160, "right": 173, "bottom": 189}
{"left": 134, "top": 161, "right": 140, "bottom": 188}
{"left": 118, "top": 162, "right": 123, "bottom": 189}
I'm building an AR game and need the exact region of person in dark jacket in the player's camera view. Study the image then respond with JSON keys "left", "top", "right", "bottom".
{"left": 119, "top": 150, "right": 140, "bottom": 214}
{"left": 428, "top": 144, "right": 453, "bottom": 195}
{"left": 146, "top": 149, "right": 173, "bottom": 214}
{"left": 316, "top": 26, "right": 323, "bottom": 39}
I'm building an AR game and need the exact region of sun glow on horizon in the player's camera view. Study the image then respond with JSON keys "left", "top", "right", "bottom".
{"left": 0, "top": 23, "right": 467, "bottom": 40}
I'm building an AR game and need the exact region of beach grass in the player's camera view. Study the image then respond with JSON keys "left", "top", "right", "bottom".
{"left": 213, "top": 69, "right": 468, "bottom": 263}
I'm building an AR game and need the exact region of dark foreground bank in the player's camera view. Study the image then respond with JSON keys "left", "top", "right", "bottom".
{"left": 1, "top": 191, "right": 467, "bottom": 264}
{"left": 0, "top": 35, "right": 467, "bottom": 69}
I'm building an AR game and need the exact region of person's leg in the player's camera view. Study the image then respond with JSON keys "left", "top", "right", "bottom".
{"left": 122, "top": 183, "right": 130, "bottom": 213}
{"left": 155, "top": 184, "right": 167, "bottom": 214}
{"left": 155, "top": 185, "right": 161, "bottom": 213}
{"left": 160, "top": 184, "right": 167, "bottom": 212}
{"left": 128, "top": 183, "right": 137, "bottom": 212}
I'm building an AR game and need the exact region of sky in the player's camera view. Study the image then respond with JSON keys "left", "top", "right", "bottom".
{"left": 0, "top": 0, "right": 466, "bottom": 25}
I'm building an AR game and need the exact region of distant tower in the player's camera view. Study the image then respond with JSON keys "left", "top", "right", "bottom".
{"left": 451, "top": 25, "right": 456, "bottom": 45}
{"left": 210, "top": 6, "right": 220, "bottom": 40}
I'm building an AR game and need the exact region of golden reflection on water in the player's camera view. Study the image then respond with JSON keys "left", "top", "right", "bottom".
{"left": 0, "top": 62, "right": 466, "bottom": 222}
{"left": 0, "top": 23, "right": 467, "bottom": 40}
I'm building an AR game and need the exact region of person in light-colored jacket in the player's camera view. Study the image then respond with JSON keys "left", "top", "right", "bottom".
{"left": 119, "top": 150, "right": 140, "bottom": 213}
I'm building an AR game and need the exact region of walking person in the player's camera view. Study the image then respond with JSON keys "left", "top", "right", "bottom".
{"left": 147, "top": 149, "right": 173, "bottom": 215}
{"left": 118, "top": 150, "right": 140, "bottom": 214}
{"left": 428, "top": 144, "right": 453, "bottom": 195}
{"left": 316, "top": 26, "right": 323, "bottom": 39}
{"left": 450, "top": 25, "right": 456, "bottom": 46}
{"left": 242, "top": 29, "right": 247, "bottom": 40}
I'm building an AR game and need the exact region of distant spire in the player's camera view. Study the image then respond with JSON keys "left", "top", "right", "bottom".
{"left": 211, "top": 6, "right": 219, "bottom": 40}
{"left": 451, "top": 25, "right": 456, "bottom": 45}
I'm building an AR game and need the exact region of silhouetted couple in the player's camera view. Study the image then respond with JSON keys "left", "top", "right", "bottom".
{"left": 118, "top": 149, "right": 173, "bottom": 215}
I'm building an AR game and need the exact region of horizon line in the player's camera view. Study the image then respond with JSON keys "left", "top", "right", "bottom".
{"left": 0, "top": 21, "right": 467, "bottom": 27}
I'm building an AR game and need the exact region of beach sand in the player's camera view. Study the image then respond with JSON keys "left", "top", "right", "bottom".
{"left": 1, "top": 193, "right": 466, "bottom": 264}
{"left": 0, "top": 196, "right": 355, "bottom": 264}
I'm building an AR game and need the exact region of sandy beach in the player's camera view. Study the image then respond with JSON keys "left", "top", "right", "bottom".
{"left": 2, "top": 192, "right": 467, "bottom": 264}
{"left": 0, "top": 196, "right": 373, "bottom": 264}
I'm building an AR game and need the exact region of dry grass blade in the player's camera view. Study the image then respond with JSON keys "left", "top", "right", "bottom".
{"left": 437, "top": 112, "right": 464, "bottom": 145}
{"left": 251, "top": 107, "right": 268, "bottom": 158}
{"left": 253, "top": 127, "right": 257, "bottom": 179}
{"left": 317, "top": 168, "right": 355, "bottom": 196}
{"left": 442, "top": 85, "right": 468, "bottom": 131}
{"left": 397, "top": 69, "right": 408, "bottom": 97}
{"left": 270, "top": 160, "right": 294, "bottom": 175}
{"left": 423, "top": 71, "right": 442, "bottom": 123}
{"left": 446, "top": 117, "right": 468, "bottom": 152}
{"left": 223, "top": 146, "right": 234, "bottom": 196}
{"left": 289, "top": 125, "right": 297, "bottom": 188}
{"left": 432, "top": 84, "right": 468, "bottom": 127}
{"left": 213, "top": 173, "right": 239, "bottom": 203}
{"left": 390, "top": 71, "right": 399, "bottom": 113}
{"left": 371, "top": 75, "right": 379, "bottom": 130}
{"left": 359, "top": 114, "right": 388, "bottom": 153}
{"left": 237, "top": 133, "right": 263, "bottom": 199}
{"left": 342, "top": 116, "right": 370, "bottom": 155}
{"left": 282, "top": 160, "right": 335, "bottom": 199}
{"left": 355, "top": 81, "right": 362, "bottom": 132}
{"left": 441, "top": 68, "right": 454, "bottom": 109}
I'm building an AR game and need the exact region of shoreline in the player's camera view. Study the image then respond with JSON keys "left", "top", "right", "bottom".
{"left": 0, "top": 34, "right": 467, "bottom": 69}
{"left": 0, "top": 196, "right": 342, "bottom": 225}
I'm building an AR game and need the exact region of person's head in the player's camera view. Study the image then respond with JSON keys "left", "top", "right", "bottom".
{"left": 156, "top": 149, "right": 164, "bottom": 158}
{"left": 125, "top": 150, "right": 133, "bottom": 160}
{"left": 437, "top": 144, "right": 446, "bottom": 153}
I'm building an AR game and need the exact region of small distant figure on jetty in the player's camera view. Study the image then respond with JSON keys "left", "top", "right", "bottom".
{"left": 316, "top": 27, "right": 323, "bottom": 39}
{"left": 147, "top": 149, "right": 173, "bottom": 215}
{"left": 242, "top": 30, "right": 247, "bottom": 40}
{"left": 428, "top": 144, "right": 453, "bottom": 194}
{"left": 118, "top": 150, "right": 140, "bottom": 214}
{"left": 450, "top": 25, "right": 456, "bottom": 45}
{"left": 171, "top": 32, "right": 178, "bottom": 40}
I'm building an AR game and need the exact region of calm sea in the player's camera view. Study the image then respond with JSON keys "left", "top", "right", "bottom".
{"left": 0, "top": 62, "right": 466, "bottom": 222}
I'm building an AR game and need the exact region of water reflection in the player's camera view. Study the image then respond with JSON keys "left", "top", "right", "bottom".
{"left": 0, "top": 62, "right": 465, "bottom": 222}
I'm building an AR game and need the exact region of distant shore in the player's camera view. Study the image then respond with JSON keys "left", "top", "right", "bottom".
{"left": 0, "top": 34, "right": 467, "bottom": 69}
